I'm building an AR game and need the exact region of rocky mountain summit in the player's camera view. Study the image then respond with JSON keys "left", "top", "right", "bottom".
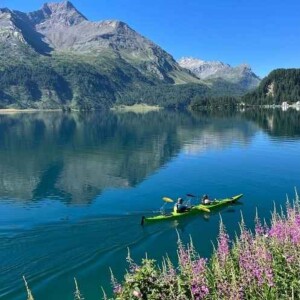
{"left": 178, "top": 57, "right": 260, "bottom": 90}
{"left": 178, "top": 57, "right": 230, "bottom": 79}
{"left": 29, "top": 1, "right": 87, "bottom": 27}
{"left": 0, "top": 1, "right": 194, "bottom": 82}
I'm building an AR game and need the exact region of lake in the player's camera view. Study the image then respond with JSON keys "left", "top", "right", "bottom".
{"left": 0, "top": 108, "right": 299, "bottom": 300}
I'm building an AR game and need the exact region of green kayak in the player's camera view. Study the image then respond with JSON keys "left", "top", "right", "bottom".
{"left": 141, "top": 194, "right": 243, "bottom": 225}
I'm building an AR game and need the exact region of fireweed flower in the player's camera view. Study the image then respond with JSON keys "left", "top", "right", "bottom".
{"left": 254, "top": 216, "right": 266, "bottom": 237}
{"left": 113, "top": 283, "right": 122, "bottom": 294}
{"left": 132, "top": 290, "right": 142, "bottom": 298}
{"left": 269, "top": 214, "right": 300, "bottom": 245}
{"left": 217, "top": 222, "right": 230, "bottom": 267}
{"left": 110, "top": 268, "right": 123, "bottom": 296}
{"left": 238, "top": 237, "right": 274, "bottom": 288}
{"left": 178, "top": 243, "right": 191, "bottom": 270}
{"left": 190, "top": 258, "right": 209, "bottom": 299}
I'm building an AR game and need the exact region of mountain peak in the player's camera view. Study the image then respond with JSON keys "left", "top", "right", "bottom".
{"left": 237, "top": 63, "right": 251, "bottom": 70}
{"left": 0, "top": 8, "right": 12, "bottom": 14}
{"left": 42, "top": 1, "right": 87, "bottom": 24}
{"left": 178, "top": 57, "right": 260, "bottom": 89}
{"left": 43, "top": 1, "right": 76, "bottom": 12}
{"left": 178, "top": 57, "right": 229, "bottom": 69}
{"left": 178, "top": 57, "right": 230, "bottom": 79}
{"left": 29, "top": 1, "right": 87, "bottom": 26}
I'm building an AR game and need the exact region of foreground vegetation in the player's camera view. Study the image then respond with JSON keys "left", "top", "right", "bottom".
{"left": 24, "top": 192, "right": 300, "bottom": 299}
{"left": 108, "top": 192, "right": 300, "bottom": 300}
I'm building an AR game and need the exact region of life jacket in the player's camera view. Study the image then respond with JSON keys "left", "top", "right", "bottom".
{"left": 174, "top": 204, "right": 178, "bottom": 213}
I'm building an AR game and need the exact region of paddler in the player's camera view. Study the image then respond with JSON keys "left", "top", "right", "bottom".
{"left": 202, "top": 194, "right": 211, "bottom": 205}
{"left": 174, "top": 198, "right": 189, "bottom": 213}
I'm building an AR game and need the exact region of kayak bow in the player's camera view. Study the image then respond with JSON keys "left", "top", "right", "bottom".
{"left": 141, "top": 194, "right": 243, "bottom": 225}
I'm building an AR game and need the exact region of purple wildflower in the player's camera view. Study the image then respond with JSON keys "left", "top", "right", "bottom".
{"left": 269, "top": 213, "right": 300, "bottom": 245}
{"left": 239, "top": 239, "right": 274, "bottom": 288}
{"left": 190, "top": 258, "right": 209, "bottom": 299}
{"left": 113, "top": 283, "right": 122, "bottom": 294}
{"left": 178, "top": 243, "right": 191, "bottom": 269}
{"left": 255, "top": 217, "right": 265, "bottom": 236}
{"left": 295, "top": 214, "right": 300, "bottom": 226}
{"left": 217, "top": 224, "right": 230, "bottom": 267}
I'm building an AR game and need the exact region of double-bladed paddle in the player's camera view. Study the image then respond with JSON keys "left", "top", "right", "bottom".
{"left": 186, "top": 193, "right": 211, "bottom": 212}
{"left": 186, "top": 193, "right": 196, "bottom": 198}
{"left": 162, "top": 197, "right": 174, "bottom": 203}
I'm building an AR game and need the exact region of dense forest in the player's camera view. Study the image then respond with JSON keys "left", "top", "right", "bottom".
{"left": 243, "top": 69, "right": 300, "bottom": 105}
{"left": 1, "top": 55, "right": 299, "bottom": 110}
{"left": 189, "top": 96, "right": 239, "bottom": 111}
{"left": 0, "top": 54, "right": 244, "bottom": 110}
{"left": 117, "top": 82, "right": 243, "bottom": 109}
{"left": 0, "top": 53, "right": 154, "bottom": 110}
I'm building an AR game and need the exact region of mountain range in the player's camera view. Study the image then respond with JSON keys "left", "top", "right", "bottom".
{"left": 178, "top": 57, "right": 260, "bottom": 90}
{"left": 0, "top": 1, "right": 260, "bottom": 109}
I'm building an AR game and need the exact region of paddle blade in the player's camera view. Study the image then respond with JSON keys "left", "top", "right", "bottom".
{"left": 163, "top": 197, "right": 174, "bottom": 203}
{"left": 186, "top": 193, "right": 196, "bottom": 198}
{"left": 200, "top": 207, "right": 211, "bottom": 213}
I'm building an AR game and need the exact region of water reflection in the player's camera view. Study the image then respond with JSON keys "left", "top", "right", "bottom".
{"left": 1, "top": 109, "right": 294, "bottom": 205}
{"left": 242, "top": 108, "right": 300, "bottom": 138}
{"left": 0, "top": 111, "right": 254, "bottom": 204}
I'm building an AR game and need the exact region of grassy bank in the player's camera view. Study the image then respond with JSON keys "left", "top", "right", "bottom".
{"left": 24, "top": 191, "right": 300, "bottom": 299}
{"left": 111, "top": 104, "right": 162, "bottom": 114}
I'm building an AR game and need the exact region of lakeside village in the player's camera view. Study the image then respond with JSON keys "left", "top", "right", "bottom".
{"left": 281, "top": 101, "right": 300, "bottom": 111}
{"left": 239, "top": 101, "right": 300, "bottom": 111}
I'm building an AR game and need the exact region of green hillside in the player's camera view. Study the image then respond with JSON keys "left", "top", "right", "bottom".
{"left": 0, "top": 50, "right": 245, "bottom": 110}
{"left": 243, "top": 69, "right": 300, "bottom": 105}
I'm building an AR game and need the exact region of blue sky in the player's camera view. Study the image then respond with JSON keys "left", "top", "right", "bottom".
{"left": 1, "top": 0, "right": 300, "bottom": 77}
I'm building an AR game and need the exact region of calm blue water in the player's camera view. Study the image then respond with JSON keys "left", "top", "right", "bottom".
{"left": 0, "top": 109, "right": 299, "bottom": 299}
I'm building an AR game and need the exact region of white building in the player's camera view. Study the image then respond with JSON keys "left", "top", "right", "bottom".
{"left": 282, "top": 102, "right": 289, "bottom": 111}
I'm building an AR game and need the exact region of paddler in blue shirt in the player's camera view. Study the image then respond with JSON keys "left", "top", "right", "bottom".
{"left": 174, "top": 198, "right": 189, "bottom": 213}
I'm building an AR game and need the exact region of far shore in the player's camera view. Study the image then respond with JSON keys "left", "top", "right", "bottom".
{"left": 0, "top": 108, "right": 62, "bottom": 115}
{"left": 0, "top": 104, "right": 162, "bottom": 115}
{"left": 111, "top": 104, "right": 162, "bottom": 113}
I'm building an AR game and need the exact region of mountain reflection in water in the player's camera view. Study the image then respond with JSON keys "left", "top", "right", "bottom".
{"left": 0, "top": 110, "right": 259, "bottom": 205}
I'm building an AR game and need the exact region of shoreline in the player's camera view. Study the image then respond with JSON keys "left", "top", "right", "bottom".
{"left": 0, "top": 104, "right": 162, "bottom": 115}
{"left": 111, "top": 104, "right": 162, "bottom": 113}
{"left": 0, "top": 108, "right": 62, "bottom": 115}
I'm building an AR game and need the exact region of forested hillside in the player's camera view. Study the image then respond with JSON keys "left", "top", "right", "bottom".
{"left": 243, "top": 69, "right": 300, "bottom": 105}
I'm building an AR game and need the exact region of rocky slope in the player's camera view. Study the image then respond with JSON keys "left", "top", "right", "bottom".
{"left": 178, "top": 57, "right": 261, "bottom": 91}
{"left": 0, "top": 1, "right": 256, "bottom": 109}
{"left": 1, "top": 1, "right": 196, "bottom": 81}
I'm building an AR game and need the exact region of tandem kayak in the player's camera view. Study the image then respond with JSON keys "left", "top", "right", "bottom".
{"left": 141, "top": 194, "right": 243, "bottom": 225}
